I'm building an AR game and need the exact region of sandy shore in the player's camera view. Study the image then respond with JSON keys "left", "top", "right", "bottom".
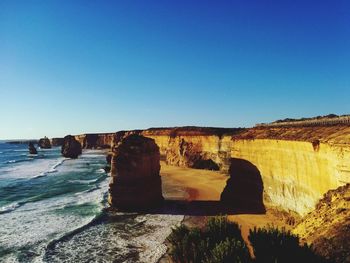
{"left": 159, "top": 161, "right": 293, "bottom": 259}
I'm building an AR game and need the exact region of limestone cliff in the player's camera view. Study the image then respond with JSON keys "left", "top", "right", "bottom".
{"left": 50, "top": 138, "right": 64, "bottom": 146}
{"left": 293, "top": 184, "right": 350, "bottom": 263}
{"left": 72, "top": 125, "right": 350, "bottom": 215}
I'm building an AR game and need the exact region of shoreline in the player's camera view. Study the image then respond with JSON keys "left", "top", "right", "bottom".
{"left": 158, "top": 162, "right": 296, "bottom": 262}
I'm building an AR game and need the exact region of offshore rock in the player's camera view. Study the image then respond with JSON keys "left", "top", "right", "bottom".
{"left": 108, "top": 134, "right": 163, "bottom": 209}
{"left": 220, "top": 158, "right": 265, "bottom": 213}
{"left": 38, "top": 136, "right": 51, "bottom": 149}
{"left": 28, "top": 142, "right": 37, "bottom": 154}
{"left": 61, "top": 135, "right": 82, "bottom": 158}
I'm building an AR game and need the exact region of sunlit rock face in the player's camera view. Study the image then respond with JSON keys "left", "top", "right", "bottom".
{"left": 75, "top": 133, "right": 116, "bottom": 149}
{"left": 143, "top": 126, "right": 350, "bottom": 215}
{"left": 293, "top": 183, "right": 350, "bottom": 263}
{"left": 108, "top": 134, "right": 163, "bottom": 209}
{"left": 74, "top": 126, "right": 350, "bottom": 215}
{"left": 61, "top": 135, "right": 82, "bottom": 159}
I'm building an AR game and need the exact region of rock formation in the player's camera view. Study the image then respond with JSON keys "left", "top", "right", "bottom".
{"left": 220, "top": 158, "right": 265, "bottom": 213}
{"left": 50, "top": 137, "right": 64, "bottom": 146}
{"left": 61, "top": 135, "right": 82, "bottom": 158}
{"left": 38, "top": 136, "right": 51, "bottom": 149}
{"left": 28, "top": 142, "right": 37, "bottom": 154}
{"left": 293, "top": 184, "right": 350, "bottom": 263}
{"left": 73, "top": 124, "right": 350, "bottom": 215}
{"left": 104, "top": 152, "right": 113, "bottom": 173}
{"left": 108, "top": 134, "right": 163, "bottom": 210}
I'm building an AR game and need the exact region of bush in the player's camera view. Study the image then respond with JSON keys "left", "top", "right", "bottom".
{"left": 167, "top": 216, "right": 250, "bottom": 263}
{"left": 248, "top": 226, "right": 330, "bottom": 263}
{"left": 167, "top": 217, "right": 330, "bottom": 263}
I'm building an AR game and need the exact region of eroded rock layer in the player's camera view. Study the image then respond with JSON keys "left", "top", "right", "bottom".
{"left": 108, "top": 134, "right": 163, "bottom": 209}
{"left": 73, "top": 125, "right": 350, "bottom": 215}
{"left": 293, "top": 183, "right": 350, "bottom": 263}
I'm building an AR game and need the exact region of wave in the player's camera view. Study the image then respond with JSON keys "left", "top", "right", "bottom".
{"left": 5, "top": 158, "right": 31, "bottom": 164}
{"left": 70, "top": 178, "right": 100, "bottom": 184}
{"left": 0, "top": 202, "right": 21, "bottom": 214}
{"left": 33, "top": 158, "right": 66, "bottom": 179}
{"left": 44, "top": 211, "right": 105, "bottom": 259}
{"left": 96, "top": 168, "right": 106, "bottom": 174}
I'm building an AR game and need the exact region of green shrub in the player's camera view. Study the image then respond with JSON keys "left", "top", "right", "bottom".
{"left": 248, "top": 226, "right": 330, "bottom": 263}
{"left": 167, "top": 216, "right": 249, "bottom": 263}
{"left": 167, "top": 217, "right": 330, "bottom": 263}
{"left": 206, "top": 238, "right": 251, "bottom": 263}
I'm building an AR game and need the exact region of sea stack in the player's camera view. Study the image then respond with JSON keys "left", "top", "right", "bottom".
{"left": 108, "top": 134, "right": 163, "bottom": 209}
{"left": 38, "top": 136, "right": 51, "bottom": 149}
{"left": 61, "top": 135, "right": 82, "bottom": 158}
{"left": 220, "top": 158, "right": 265, "bottom": 213}
{"left": 28, "top": 142, "right": 37, "bottom": 154}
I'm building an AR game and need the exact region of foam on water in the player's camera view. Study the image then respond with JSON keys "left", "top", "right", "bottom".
{"left": 0, "top": 177, "right": 109, "bottom": 262}
{"left": 0, "top": 146, "right": 183, "bottom": 263}
{"left": 43, "top": 212, "right": 183, "bottom": 263}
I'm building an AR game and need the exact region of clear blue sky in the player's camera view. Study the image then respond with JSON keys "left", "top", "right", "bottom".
{"left": 1, "top": 1, "right": 349, "bottom": 139}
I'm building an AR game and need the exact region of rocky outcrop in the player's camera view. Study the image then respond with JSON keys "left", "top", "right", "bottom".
{"left": 73, "top": 125, "right": 350, "bottom": 215}
{"left": 108, "top": 134, "right": 163, "bottom": 209}
{"left": 293, "top": 184, "right": 350, "bottom": 263}
{"left": 50, "top": 138, "right": 64, "bottom": 146}
{"left": 38, "top": 136, "right": 51, "bottom": 149}
{"left": 220, "top": 158, "right": 265, "bottom": 213}
{"left": 61, "top": 135, "right": 82, "bottom": 158}
{"left": 28, "top": 142, "right": 37, "bottom": 154}
{"left": 104, "top": 152, "right": 113, "bottom": 173}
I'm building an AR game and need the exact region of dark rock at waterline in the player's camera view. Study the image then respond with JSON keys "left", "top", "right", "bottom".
{"left": 38, "top": 136, "right": 51, "bottom": 149}
{"left": 28, "top": 142, "right": 37, "bottom": 154}
{"left": 103, "top": 152, "right": 113, "bottom": 173}
{"left": 61, "top": 135, "right": 82, "bottom": 158}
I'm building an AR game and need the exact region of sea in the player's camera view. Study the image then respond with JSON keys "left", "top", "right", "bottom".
{"left": 0, "top": 141, "right": 183, "bottom": 263}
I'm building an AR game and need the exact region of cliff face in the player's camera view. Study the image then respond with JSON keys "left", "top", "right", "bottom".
{"left": 143, "top": 126, "right": 350, "bottom": 215}
{"left": 73, "top": 125, "right": 350, "bottom": 215}
{"left": 50, "top": 138, "right": 64, "bottom": 146}
{"left": 293, "top": 183, "right": 350, "bottom": 263}
{"left": 75, "top": 133, "right": 115, "bottom": 149}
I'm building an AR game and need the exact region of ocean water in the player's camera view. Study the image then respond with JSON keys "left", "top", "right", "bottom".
{"left": 0, "top": 142, "right": 182, "bottom": 263}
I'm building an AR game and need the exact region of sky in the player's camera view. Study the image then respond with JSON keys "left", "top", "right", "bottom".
{"left": 0, "top": 0, "right": 349, "bottom": 139}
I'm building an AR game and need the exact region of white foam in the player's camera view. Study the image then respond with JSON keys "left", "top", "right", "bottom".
{"left": 0, "top": 177, "right": 109, "bottom": 262}
{"left": 96, "top": 168, "right": 106, "bottom": 174}
{"left": 0, "top": 202, "right": 21, "bottom": 214}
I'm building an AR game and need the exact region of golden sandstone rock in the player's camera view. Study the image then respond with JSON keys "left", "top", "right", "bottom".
{"left": 108, "top": 134, "right": 163, "bottom": 209}
{"left": 75, "top": 125, "right": 350, "bottom": 216}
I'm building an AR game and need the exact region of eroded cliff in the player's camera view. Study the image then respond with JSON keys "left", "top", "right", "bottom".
{"left": 73, "top": 125, "right": 350, "bottom": 215}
